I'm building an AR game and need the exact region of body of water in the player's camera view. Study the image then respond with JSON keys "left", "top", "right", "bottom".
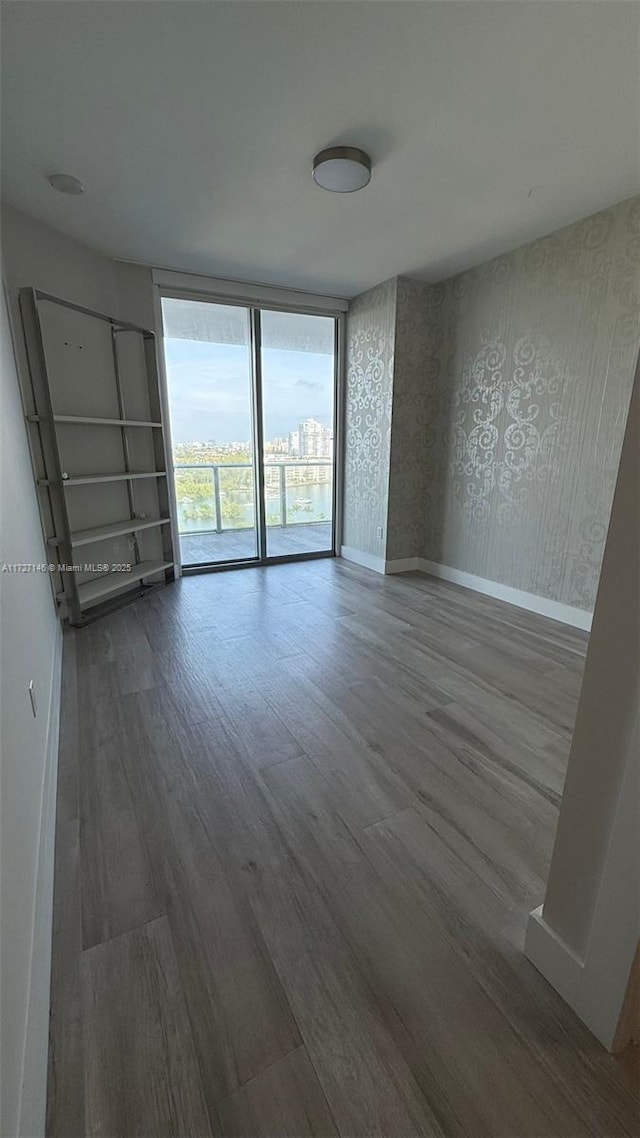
{"left": 177, "top": 477, "right": 333, "bottom": 534}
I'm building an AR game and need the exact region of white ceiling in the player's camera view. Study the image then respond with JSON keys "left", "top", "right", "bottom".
{"left": 2, "top": 1, "right": 639, "bottom": 298}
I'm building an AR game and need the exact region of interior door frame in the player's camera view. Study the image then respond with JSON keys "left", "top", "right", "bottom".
{"left": 154, "top": 281, "right": 346, "bottom": 575}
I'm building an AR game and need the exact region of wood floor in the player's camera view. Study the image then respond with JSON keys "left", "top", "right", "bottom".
{"left": 47, "top": 559, "right": 639, "bottom": 1137}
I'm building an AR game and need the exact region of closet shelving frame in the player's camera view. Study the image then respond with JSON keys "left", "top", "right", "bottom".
{"left": 19, "top": 287, "right": 175, "bottom": 627}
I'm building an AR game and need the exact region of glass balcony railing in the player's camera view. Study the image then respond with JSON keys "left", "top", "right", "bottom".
{"left": 174, "top": 461, "right": 333, "bottom": 536}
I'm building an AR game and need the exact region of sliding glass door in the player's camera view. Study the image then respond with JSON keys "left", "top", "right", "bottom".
{"left": 161, "top": 299, "right": 258, "bottom": 567}
{"left": 260, "top": 310, "right": 335, "bottom": 558}
{"left": 161, "top": 296, "right": 337, "bottom": 569}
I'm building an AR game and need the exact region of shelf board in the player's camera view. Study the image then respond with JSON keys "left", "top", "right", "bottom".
{"left": 76, "top": 560, "right": 173, "bottom": 607}
{"left": 56, "top": 415, "right": 162, "bottom": 427}
{"left": 29, "top": 414, "right": 162, "bottom": 427}
{"left": 70, "top": 517, "right": 171, "bottom": 547}
{"left": 38, "top": 471, "right": 167, "bottom": 486}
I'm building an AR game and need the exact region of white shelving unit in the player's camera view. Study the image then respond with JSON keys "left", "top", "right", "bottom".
{"left": 29, "top": 414, "right": 163, "bottom": 427}
{"left": 68, "top": 517, "right": 172, "bottom": 548}
{"left": 57, "top": 559, "right": 174, "bottom": 607}
{"left": 38, "top": 471, "right": 167, "bottom": 486}
{"left": 19, "top": 288, "right": 175, "bottom": 626}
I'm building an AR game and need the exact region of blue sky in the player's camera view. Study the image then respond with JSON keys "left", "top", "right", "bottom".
{"left": 164, "top": 338, "right": 334, "bottom": 444}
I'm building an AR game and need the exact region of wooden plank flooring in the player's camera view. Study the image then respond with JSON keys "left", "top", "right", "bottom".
{"left": 47, "top": 560, "right": 640, "bottom": 1137}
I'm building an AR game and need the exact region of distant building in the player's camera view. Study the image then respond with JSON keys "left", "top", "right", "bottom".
{"left": 288, "top": 429, "right": 300, "bottom": 456}
{"left": 298, "top": 418, "right": 332, "bottom": 459}
{"left": 267, "top": 436, "right": 289, "bottom": 454}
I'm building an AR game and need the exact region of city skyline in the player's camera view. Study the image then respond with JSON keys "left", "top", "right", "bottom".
{"left": 174, "top": 418, "right": 330, "bottom": 448}
{"left": 174, "top": 416, "right": 333, "bottom": 459}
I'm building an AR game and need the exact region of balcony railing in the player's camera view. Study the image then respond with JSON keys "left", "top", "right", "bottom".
{"left": 174, "top": 461, "right": 332, "bottom": 535}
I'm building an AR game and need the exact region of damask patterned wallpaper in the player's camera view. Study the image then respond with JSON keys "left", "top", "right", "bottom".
{"left": 386, "top": 276, "right": 438, "bottom": 561}
{"left": 343, "top": 197, "right": 639, "bottom": 611}
{"left": 422, "top": 195, "right": 640, "bottom": 611}
{"left": 343, "top": 278, "right": 397, "bottom": 556}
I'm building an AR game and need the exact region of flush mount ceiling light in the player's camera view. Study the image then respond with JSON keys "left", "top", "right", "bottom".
{"left": 47, "top": 173, "right": 85, "bottom": 195}
{"left": 312, "top": 146, "right": 371, "bottom": 193}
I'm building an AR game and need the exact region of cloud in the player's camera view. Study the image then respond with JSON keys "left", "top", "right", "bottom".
{"left": 295, "top": 378, "right": 322, "bottom": 390}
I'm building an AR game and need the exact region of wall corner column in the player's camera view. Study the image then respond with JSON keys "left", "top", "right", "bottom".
{"left": 525, "top": 356, "right": 640, "bottom": 1052}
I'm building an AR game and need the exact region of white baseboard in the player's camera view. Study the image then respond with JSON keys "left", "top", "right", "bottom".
{"left": 341, "top": 548, "right": 422, "bottom": 575}
{"left": 340, "top": 545, "right": 386, "bottom": 574}
{"left": 418, "top": 559, "right": 592, "bottom": 631}
{"left": 525, "top": 905, "right": 584, "bottom": 1005}
{"left": 18, "top": 625, "right": 63, "bottom": 1138}
{"left": 385, "top": 557, "right": 422, "bottom": 574}
{"left": 340, "top": 549, "right": 592, "bottom": 630}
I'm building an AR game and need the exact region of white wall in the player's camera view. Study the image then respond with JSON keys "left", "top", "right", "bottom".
{"left": 0, "top": 274, "right": 62, "bottom": 1137}
{"left": 0, "top": 205, "right": 146, "bottom": 1137}
{"left": 2, "top": 204, "right": 119, "bottom": 316}
{"left": 114, "top": 260, "right": 155, "bottom": 330}
{"left": 525, "top": 356, "right": 639, "bottom": 1050}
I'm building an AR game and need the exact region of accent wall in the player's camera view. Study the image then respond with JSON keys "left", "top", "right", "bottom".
{"left": 343, "top": 195, "right": 640, "bottom": 616}
{"left": 343, "top": 278, "right": 397, "bottom": 561}
{"left": 424, "top": 195, "right": 639, "bottom": 612}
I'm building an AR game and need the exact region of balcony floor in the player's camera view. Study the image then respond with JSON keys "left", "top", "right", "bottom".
{"left": 179, "top": 521, "right": 333, "bottom": 564}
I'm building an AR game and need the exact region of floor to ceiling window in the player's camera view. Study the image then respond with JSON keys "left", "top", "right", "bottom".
{"left": 260, "top": 309, "right": 335, "bottom": 559}
{"left": 161, "top": 295, "right": 338, "bottom": 570}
